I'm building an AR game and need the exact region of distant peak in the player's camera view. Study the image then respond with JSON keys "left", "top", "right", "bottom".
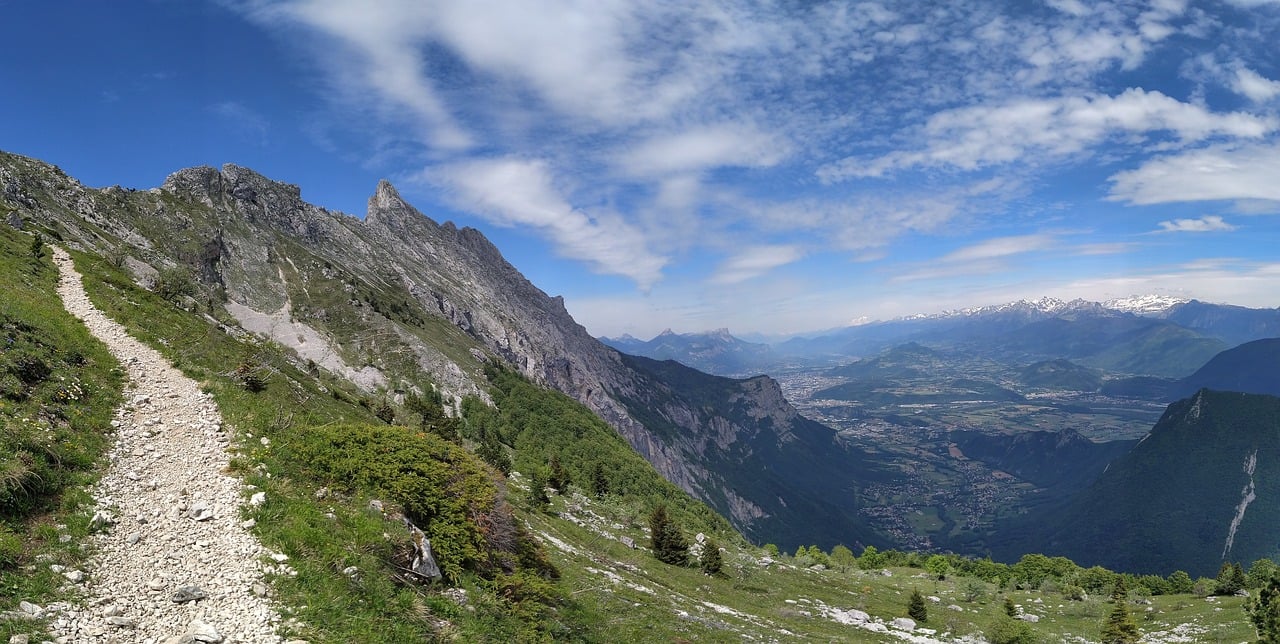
{"left": 374, "top": 179, "right": 403, "bottom": 206}
{"left": 1103, "top": 294, "right": 1190, "bottom": 314}
{"left": 656, "top": 328, "right": 676, "bottom": 338}
{"left": 366, "top": 179, "right": 441, "bottom": 231}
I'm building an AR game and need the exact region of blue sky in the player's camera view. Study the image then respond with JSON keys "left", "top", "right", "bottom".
{"left": 4, "top": 0, "right": 1280, "bottom": 338}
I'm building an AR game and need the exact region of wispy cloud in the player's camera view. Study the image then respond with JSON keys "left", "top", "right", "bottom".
{"left": 820, "top": 89, "right": 1275, "bottom": 179}
{"left": 1108, "top": 142, "right": 1280, "bottom": 205}
{"left": 209, "top": 101, "right": 269, "bottom": 146}
{"left": 710, "top": 245, "right": 804, "bottom": 285}
{"left": 425, "top": 157, "right": 667, "bottom": 288}
{"left": 1232, "top": 67, "right": 1280, "bottom": 102}
{"left": 940, "top": 234, "right": 1058, "bottom": 262}
{"left": 1154, "top": 215, "right": 1237, "bottom": 233}
{"left": 220, "top": 0, "right": 1280, "bottom": 333}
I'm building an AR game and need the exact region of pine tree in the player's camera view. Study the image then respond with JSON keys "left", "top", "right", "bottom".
{"left": 590, "top": 461, "right": 609, "bottom": 497}
{"left": 547, "top": 454, "right": 571, "bottom": 493}
{"left": 648, "top": 504, "right": 689, "bottom": 566}
{"left": 1217, "top": 561, "right": 1247, "bottom": 596}
{"left": 700, "top": 537, "right": 723, "bottom": 576}
{"left": 1248, "top": 572, "right": 1280, "bottom": 643}
{"left": 1101, "top": 578, "right": 1140, "bottom": 644}
{"left": 475, "top": 435, "right": 511, "bottom": 475}
{"left": 1003, "top": 596, "right": 1018, "bottom": 617}
{"left": 908, "top": 588, "right": 928, "bottom": 623}
{"left": 527, "top": 469, "right": 550, "bottom": 509}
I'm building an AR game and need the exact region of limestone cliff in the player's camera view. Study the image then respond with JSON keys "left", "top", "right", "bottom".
{"left": 0, "top": 150, "right": 877, "bottom": 548}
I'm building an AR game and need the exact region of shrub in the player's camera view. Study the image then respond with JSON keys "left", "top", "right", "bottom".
{"left": 700, "top": 538, "right": 723, "bottom": 576}
{"left": 287, "top": 422, "right": 533, "bottom": 581}
{"left": 988, "top": 615, "right": 1038, "bottom": 644}
{"left": 232, "top": 360, "right": 268, "bottom": 392}
{"left": 1248, "top": 572, "right": 1280, "bottom": 643}
{"left": 962, "top": 579, "right": 989, "bottom": 603}
{"left": 0, "top": 526, "right": 22, "bottom": 568}
{"left": 649, "top": 503, "right": 689, "bottom": 566}
{"left": 153, "top": 266, "right": 197, "bottom": 302}
{"left": 908, "top": 588, "right": 928, "bottom": 622}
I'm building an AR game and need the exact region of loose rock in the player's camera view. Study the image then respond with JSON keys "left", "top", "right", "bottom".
{"left": 48, "top": 247, "right": 290, "bottom": 642}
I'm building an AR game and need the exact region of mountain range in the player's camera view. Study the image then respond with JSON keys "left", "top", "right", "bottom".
{"left": 600, "top": 328, "right": 777, "bottom": 377}
{"left": 6, "top": 147, "right": 1280, "bottom": 580}
{"left": 0, "top": 150, "right": 879, "bottom": 551}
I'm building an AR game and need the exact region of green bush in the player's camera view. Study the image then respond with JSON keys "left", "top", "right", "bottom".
{"left": 0, "top": 525, "right": 23, "bottom": 568}
{"left": 908, "top": 589, "right": 928, "bottom": 622}
{"left": 287, "top": 422, "right": 539, "bottom": 582}
{"left": 988, "top": 615, "right": 1038, "bottom": 644}
{"left": 153, "top": 266, "right": 197, "bottom": 302}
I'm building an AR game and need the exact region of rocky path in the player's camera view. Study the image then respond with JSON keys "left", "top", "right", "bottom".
{"left": 47, "top": 247, "right": 292, "bottom": 644}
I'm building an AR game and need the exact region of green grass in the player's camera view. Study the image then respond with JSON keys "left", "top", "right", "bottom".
{"left": 74, "top": 248, "right": 586, "bottom": 642}
{"left": 0, "top": 228, "right": 1261, "bottom": 643}
{"left": 0, "top": 227, "right": 123, "bottom": 640}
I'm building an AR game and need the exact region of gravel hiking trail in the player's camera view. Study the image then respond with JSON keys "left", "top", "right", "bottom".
{"left": 48, "top": 246, "right": 292, "bottom": 644}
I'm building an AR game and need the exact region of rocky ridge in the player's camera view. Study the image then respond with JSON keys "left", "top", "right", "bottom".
{"left": 45, "top": 246, "right": 298, "bottom": 644}
{"left": 2, "top": 150, "right": 875, "bottom": 549}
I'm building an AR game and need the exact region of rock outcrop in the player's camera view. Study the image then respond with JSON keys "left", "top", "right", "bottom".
{"left": 0, "top": 150, "right": 878, "bottom": 548}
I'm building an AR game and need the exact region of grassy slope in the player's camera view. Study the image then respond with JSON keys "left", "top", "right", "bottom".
{"left": 0, "top": 227, "right": 123, "bottom": 641}
{"left": 0, "top": 232, "right": 1261, "bottom": 642}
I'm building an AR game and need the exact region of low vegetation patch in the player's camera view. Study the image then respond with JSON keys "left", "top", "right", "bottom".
{"left": 0, "top": 227, "right": 122, "bottom": 639}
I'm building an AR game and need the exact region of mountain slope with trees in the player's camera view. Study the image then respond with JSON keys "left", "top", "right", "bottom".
{"left": 1010, "top": 390, "right": 1280, "bottom": 576}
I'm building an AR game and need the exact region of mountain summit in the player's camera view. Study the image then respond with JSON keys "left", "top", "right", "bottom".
{"left": 0, "top": 150, "right": 876, "bottom": 549}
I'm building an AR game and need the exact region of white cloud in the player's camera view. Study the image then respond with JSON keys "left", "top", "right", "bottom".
{"left": 1233, "top": 67, "right": 1280, "bottom": 102}
{"left": 209, "top": 101, "right": 269, "bottom": 146}
{"left": 620, "top": 124, "right": 789, "bottom": 177}
{"left": 939, "top": 234, "right": 1057, "bottom": 262}
{"left": 1108, "top": 142, "right": 1280, "bottom": 205}
{"left": 710, "top": 245, "right": 804, "bottom": 285}
{"left": 1154, "top": 215, "right": 1237, "bottom": 233}
{"left": 428, "top": 157, "right": 667, "bottom": 288}
{"left": 243, "top": 0, "right": 472, "bottom": 150}
{"left": 821, "top": 89, "right": 1275, "bottom": 179}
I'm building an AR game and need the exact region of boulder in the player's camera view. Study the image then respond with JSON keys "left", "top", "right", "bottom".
{"left": 405, "top": 518, "right": 442, "bottom": 581}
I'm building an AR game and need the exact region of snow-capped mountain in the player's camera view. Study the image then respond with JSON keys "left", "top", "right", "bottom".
{"left": 1103, "top": 295, "right": 1191, "bottom": 315}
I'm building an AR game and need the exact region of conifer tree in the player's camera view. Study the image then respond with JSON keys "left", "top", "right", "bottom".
{"left": 475, "top": 434, "right": 511, "bottom": 475}
{"left": 590, "top": 461, "right": 609, "bottom": 497}
{"left": 547, "top": 454, "right": 571, "bottom": 492}
{"left": 1248, "top": 572, "right": 1280, "bottom": 643}
{"left": 908, "top": 589, "right": 928, "bottom": 622}
{"left": 648, "top": 503, "right": 689, "bottom": 566}
{"left": 700, "top": 537, "right": 723, "bottom": 576}
{"left": 1101, "top": 578, "right": 1139, "bottom": 644}
{"left": 1217, "top": 561, "right": 1247, "bottom": 596}
{"left": 1004, "top": 596, "right": 1018, "bottom": 617}
{"left": 527, "top": 469, "right": 550, "bottom": 509}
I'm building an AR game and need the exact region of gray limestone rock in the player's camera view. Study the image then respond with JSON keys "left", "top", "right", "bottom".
{"left": 171, "top": 586, "right": 207, "bottom": 603}
{"left": 405, "top": 519, "right": 442, "bottom": 581}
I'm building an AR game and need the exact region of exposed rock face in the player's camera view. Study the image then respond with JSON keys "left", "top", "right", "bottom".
{"left": 0, "top": 150, "right": 876, "bottom": 548}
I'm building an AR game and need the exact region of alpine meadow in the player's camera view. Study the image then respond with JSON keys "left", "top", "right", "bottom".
{"left": 4, "top": 1, "right": 1280, "bottom": 642}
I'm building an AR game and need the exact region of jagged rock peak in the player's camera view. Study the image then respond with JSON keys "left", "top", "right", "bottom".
{"left": 365, "top": 179, "right": 441, "bottom": 232}
{"left": 372, "top": 179, "right": 405, "bottom": 210}
{"left": 160, "top": 163, "right": 302, "bottom": 204}
{"left": 220, "top": 163, "right": 302, "bottom": 200}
